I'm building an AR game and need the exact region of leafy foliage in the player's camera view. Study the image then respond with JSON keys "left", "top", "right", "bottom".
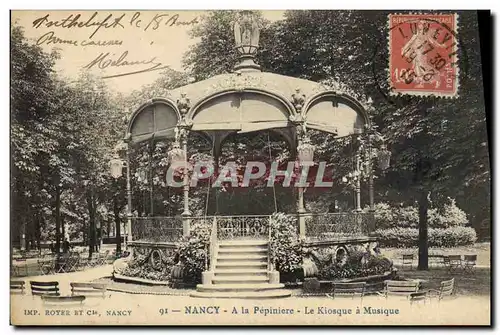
{"left": 269, "top": 213, "right": 305, "bottom": 273}
{"left": 176, "top": 221, "right": 211, "bottom": 284}
{"left": 373, "top": 226, "right": 477, "bottom": 248}
{"left": 318, "top": 253, "right": 393, "bottom": 280}
{"left": 368, "top": 198, "right": 469, "bottom": 230}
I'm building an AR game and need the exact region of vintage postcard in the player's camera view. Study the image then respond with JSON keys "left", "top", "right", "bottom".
{"left": 10, "top": 10, "right": 491, "bottom": 326}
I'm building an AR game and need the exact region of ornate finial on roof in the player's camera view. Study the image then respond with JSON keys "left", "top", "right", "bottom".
{"left": 233, "top": 10, "right": 261, "bottom": 73}
{"left": 291, "top": 88, "right": 307, "bottom": 115}
{"left": 177, "top": 93, "right": 190, "bottom": 117}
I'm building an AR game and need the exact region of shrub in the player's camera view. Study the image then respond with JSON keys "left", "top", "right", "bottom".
{"left": 429, "top": 198, "right": 469, "bottom": 228}
{"left": 176, "top": 221, "right": 211, "bottom": 284}
{"left": 120, "top": 260, "right": 172, "bottom": 282}
{"left": 366, "top": 199, "right": 469, "bottom": 230}
{"left": 373, "top": 226, "right": 477, "bottom": 248}
{"left": 395, "top": 206, "right": 419, "bottom": 228}
{"left": 369, "top": 203, "right": 395, "bottom": 230}
{"left": 318, "top": 254, "right": 393, "bottom": 280}
{"left": 269, "top": 213, "right": 304, "bottom": 274}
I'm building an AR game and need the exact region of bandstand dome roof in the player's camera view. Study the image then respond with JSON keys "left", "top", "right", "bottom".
{"left": 126, "top": 12, "right": 371, "bottom": 146}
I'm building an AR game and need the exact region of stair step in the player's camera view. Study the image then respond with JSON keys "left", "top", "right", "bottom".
{"left": 217, "top": 247, "right": 268, "bottom": 254}
{"left": 217, "top": 254, "right": 267, "bottom": 261}
{"left": 214, "top": 269, "right": 268, "bottom": 276}
{"left": 216, "top": 261, "right": 267, "bottom": 269}
{"left": 190, "top": 289, "right": 292, "bottom": 299}
{"left": 196, "top": 283, "right": 284, "bottom": 292}
{"left": 218, "top": 240, "right": 268, "bottom": 247}
{"left": 212, "top": 275, "right": 269, "bottom": 284}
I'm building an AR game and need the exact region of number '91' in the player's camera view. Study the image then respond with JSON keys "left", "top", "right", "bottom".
{"left": 159, "top": 308, "right": 169, "bottom": 315}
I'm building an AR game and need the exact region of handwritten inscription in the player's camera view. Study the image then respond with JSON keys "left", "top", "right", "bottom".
{"left": 32, "top": 11, "right": 199, "bottom": 39}
{"left": 36, "top": 31, "right": 123, "bottom": 47}
{"left": 32, "top": 12, "right": 126, "bottom": 39}
{"left": 30, "top": 11, "right": 199, "bottom": 79}
{"left": 83, "top": 51, "right": 169, "bottom": 79}
{"left": 129, "top": 12, "right": 199, "bottom": 31}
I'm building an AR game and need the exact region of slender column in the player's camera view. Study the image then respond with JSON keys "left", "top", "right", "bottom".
{"left": 149, "top": 141, "right": 154, "bottom": 216}
{"left": 294, "top": 123, "right": 309, "bottom": 239}
{"left": 368, "top": 133, "right": 375, "bottom": 211}
{"left": 214, "top": 144, "right": 220, "bottom": 215}
{"left": 125, "top": 142, "right": 133, "bottom": 248}
{"left": 180, "top": 128, "right": 191, "bottom": 236}
{"left": 355, "top": 153, "right": 362, "bottom": 212}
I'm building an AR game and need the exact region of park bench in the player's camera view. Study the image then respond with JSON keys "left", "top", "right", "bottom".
{"left": 41, "top": 295, "right": 86, "bottom": 306}
{"left": 30, "top": 281, "right": 60, "bottom": 297}
{"left": 462, "top": 255, "right": 477, "bottom": 274}
{"left": 327, "top": 282, "right": 366, "bottom": 301}
{"left": 382, "top": 280, "right": 421, "bottom": 299}
{"left": 402, "top": 254, "right": 414, "bottom": 270}
{"left": 70, "top": 282, "right": 108, "bottom": 299}
{"left": 443, "top": 255, "right": 462, "bottom": 273}
{"left": 428, "top": 278, "right": 455, "bottom": 301}
{"left": 10, "top": 280, "right": 26, "bottom": 295}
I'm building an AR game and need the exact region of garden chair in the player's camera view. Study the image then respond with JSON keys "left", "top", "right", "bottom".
{"left": 409, "top": 291, "right": 428, "bottom": 305}
{"left": 41, "top": 295, "right": 85, "bottom": 307}
{"left": 87, "top": 253, "right": 100, "bottom": 268}
{"left": 462, "top": 255, "right": 477, "bottom": 274}
{"left": 70, "top": 282, "right": 108, "bottom": 299}
{"left": 30, "top": 281, "right": 60, "bottom": 297}
{"left": 402, "top": 254, "right": 414, "bottom": 270}
{"left": 54, "top": 254, "right": 70, "bottom": 273}
{"left": 444, "top": 255, "right": 462, "bottom": 273}
{"left": 13, "top": 257, "right": 28, "bottom": 277}
{"left": 327, "top": 282, "right": 366, "bottom": 301}
{"left": 77, "top": 253, "right": 89, "bottom": 270}
{"left": 382, "top": 280, "right": 420, "bottom": 299}
{"left": 428, "top": 278, "right": 455, "bottom": 301}
{"left": 66, "top": 253, "right": 81, "bottom": 272}
{"left": 38, "top": 254, "right": 56, "bottom": 275}
{"left": 10, "top": 280, "right": 26, "bottom": 295}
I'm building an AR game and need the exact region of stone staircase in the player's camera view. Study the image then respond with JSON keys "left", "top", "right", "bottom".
{"left": 190, "top": 240, "right": 291, "bottom": 299}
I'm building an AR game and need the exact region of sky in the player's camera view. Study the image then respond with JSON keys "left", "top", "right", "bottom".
{"left": 12, "top": 10, "right": 285, "bottom": 94}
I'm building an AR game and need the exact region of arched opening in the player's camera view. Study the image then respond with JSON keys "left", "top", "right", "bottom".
{"left": 213, "top": 129, "right": 294, "bottom": 215}
{"left": 304, "top": 93, "right": 369, "bottom": 137}
{"left": 189, "top": 90, "right": 294, "bottom": 133}
{"left": 127, "top": 99, "right": 179, "bottom": 144}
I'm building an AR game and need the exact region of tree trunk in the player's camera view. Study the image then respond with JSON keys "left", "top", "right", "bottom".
{"left": 418, "top": 189, "right": 429, "bottom": 270}
{"left": 61, "top": 216, "right": 65, "bottom": 243}
{"left": 113, "top": 197, "right": 122, "bottom": 254}
{"left": 55, "top": 184, "right": 61, "bottom": 254}
{"left": 86, "top": 188, "right": 95, "bottom": 259}
{"left": 35, "top": 213, "right": 41, "bottom": 251}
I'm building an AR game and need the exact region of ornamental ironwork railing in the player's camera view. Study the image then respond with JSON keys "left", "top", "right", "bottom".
{"left": 304, "top": 212, "right": 376, "bottom": 241}
{"left": 131, "top": 217, "right": 183, "bottom": 243}
{"left": 216, "top": 215, "right": 271, "bottom": 240}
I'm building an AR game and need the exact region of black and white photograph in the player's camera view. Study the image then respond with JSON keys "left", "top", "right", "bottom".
{"left": 9, "top": 9, "right": 491, "bottom": 326}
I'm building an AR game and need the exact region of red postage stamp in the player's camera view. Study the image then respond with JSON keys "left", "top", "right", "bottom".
{"left": 388, "top": 13, "right": 459, "bottom": 97}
